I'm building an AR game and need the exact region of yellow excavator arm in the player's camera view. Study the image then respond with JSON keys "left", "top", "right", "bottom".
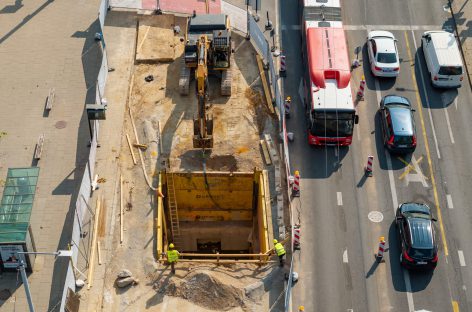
{"left": 193, "top": 35, "right": 213, "bottom": 149}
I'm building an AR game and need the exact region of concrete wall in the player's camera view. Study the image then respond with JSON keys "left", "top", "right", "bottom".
{"left": 170, "top": 171, "right": 255, "bottom": 221}
{"left": 180, "top": 221, "right": 252, "bottom": 251}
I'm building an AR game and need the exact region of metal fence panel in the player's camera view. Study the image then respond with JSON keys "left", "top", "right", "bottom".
{"left": 99, "top": 0, "right": 109, "bottom": 29}
{"left": 249, "top": 15, "right": 269, "bottom": 60}
{"left": 222, "top": 1, "right": 248, "bottom": 34}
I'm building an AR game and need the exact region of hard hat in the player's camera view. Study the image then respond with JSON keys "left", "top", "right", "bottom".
{"left": 169, "top": 243, "right": 175, "bottom": 249}
{"left": 298, "top": 306, "right": 305, "bottom": 311}
{"left": 287, "top": 96, "right": 291, "bottom": 101}
{"left": 273, "top": 239, "right": 278, "bottom": 244}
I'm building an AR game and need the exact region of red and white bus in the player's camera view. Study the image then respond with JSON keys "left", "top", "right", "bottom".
{"left": 300, "top": 1, "right": 359, "bottom": 146}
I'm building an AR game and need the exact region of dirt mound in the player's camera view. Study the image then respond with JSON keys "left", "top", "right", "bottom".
{"left": 161, "top": 271, "right": 245, "bottom": 310}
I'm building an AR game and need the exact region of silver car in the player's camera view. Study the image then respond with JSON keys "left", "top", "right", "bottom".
{"left": 367, "top": 31, "right": 400, "bottom": 77}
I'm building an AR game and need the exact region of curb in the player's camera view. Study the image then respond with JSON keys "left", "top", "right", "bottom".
{"left": 448, "top": 0, "right": 472, "bottom": 91}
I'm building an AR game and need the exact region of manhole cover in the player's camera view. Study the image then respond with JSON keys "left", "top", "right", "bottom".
{"left": 368, "top": 211, "right": 384, "bottom": 223}
{"left": 55, "top": 121, "right": 67, "bottom": 129}
{"left": 0, "top": 289, "right": 11, "bottom": 300}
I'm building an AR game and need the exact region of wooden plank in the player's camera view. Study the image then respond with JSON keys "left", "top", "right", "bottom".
{"left": 45, "top": 88, "right": 55, "bottom": 110}
{"left": 260, "top": 140, "right": 272, "bottom": 165}
{"left": 97, "top": 241, "right": 102, "bottom": 265}
{"left": 262, "top": 170, "right": 274, "bottom": 250}
{"left": 120, "top": 174, "right": 124, "bottom": 244}
{"left": 34, "top": 134, "right": 45, "bottom": 159}
{"left": 87, "top": 197, "right": 101, "bottom": 290}
{"left": 126, "top": 134, "right": 137, "bottom": 165}
{"left": 256, "top": 55, "right": 275, "bottom": 114}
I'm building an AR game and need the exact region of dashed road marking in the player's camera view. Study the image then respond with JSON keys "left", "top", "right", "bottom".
{"left": 344, "top": 24, "right": 442, "bottom": 31}
{"left": 458, "top": 250, "right": 466, "bottom": 267}
{"left": 337, "top": 192, "right": 343, "bottom": 206}
{"left": 343, "top": 249, "right": 348, "bottom": 263}
{"left": 446, "top": 194, "right": 454, "bottom": 209}
{"left": 444, "top": 104, "right": 455, "bottom": 144}
{"left": 452, "top": 300, "right": 460, "bottom": 312}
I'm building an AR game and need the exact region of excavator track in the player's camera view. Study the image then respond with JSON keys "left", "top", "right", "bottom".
{"left": 220, "top": 67, "right": 232, "bottom": 96}
{"left": 178, "top": 58, "right": 191, "bottom": 95}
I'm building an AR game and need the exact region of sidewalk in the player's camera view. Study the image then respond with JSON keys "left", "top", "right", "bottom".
{"left": 450, "top": 0, "right": 472, "bottom": 88}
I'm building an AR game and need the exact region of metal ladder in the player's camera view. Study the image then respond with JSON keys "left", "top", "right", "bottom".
{"left": 166, "top": 173, "right": 182, "bottom": 247}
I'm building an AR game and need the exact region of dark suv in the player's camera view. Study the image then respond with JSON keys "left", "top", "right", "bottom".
{"left": 379, "top": 95, "right": 417, "bottom": 154}
{"left": 395, "top": 203, "right": 438, "bottom": 270}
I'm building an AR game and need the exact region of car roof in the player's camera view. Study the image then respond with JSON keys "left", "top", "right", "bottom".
{"left": 389, "top": 107, "right": 414, "bottom": 135}
{"left": 370, "top": 31, "right": 396, "bottom": 53}
{"left": 427, "top": 31, "right": 463, "bottom": 67}
{"left": 407, "top": 218, "right": 434, "bottom": 249}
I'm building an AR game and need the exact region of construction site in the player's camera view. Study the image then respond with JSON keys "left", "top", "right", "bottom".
{"left": 77, "top": 9, "right": 289, "bottom": 312}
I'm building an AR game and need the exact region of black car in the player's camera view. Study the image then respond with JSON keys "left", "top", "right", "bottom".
{"left": 395, "top": 203, "right": 438, "bottom": 270}
{"left": 379, "top": 95, "right": 417, "bottom": 154}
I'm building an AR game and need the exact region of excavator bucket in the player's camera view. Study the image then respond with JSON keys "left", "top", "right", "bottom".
{"left": 193, "top": 115, "right": 214, "bottom": 149}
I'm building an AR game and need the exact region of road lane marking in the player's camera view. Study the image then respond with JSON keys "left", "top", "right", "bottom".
{"left": 403, "top": 270, "right": 415, "bottom": 312}
{"left": 405, "top": 31, "right": 449, "bottom": 256}
{"left": 281, "top": 25, "right": 301, "bottom": 30}
{"left": 398, "top": 156, "right": 423, "bottom": 180}
{"left": 446, "top": 194, "right": 454, "bottom": 209}
{"left": 343, "top": 249, "right": 348, "bottom": 263}
{"left": 458, "top": 250, "right": 466, "bottom": 267}
{"left": 454, "top": 97, "right": 458, "bottom": 110}
{"left": 337, "top": 192, "right": 343, "bottom": 206}
{"left": 452, "top": 300, "right": 460, "bottom": 312}
{"left": 344, "top": 25, "right": 442, "bottom": 31}
{"left": 444, "top": 105, "right": 455, "bottom": 144}
{"left": 374, "top": 79, "right": 399, "bottom": 210}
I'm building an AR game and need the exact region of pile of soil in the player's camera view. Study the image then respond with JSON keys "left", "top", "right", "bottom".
{"left": 159, "top": 271, "right": 246, "bottom": 311}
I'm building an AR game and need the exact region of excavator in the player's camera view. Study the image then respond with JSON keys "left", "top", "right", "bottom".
{"left": 193, "top": 35, "right": 213, "bottom": 149}
{"left": 179, "top": 13, "right": 232, "bottom": 96}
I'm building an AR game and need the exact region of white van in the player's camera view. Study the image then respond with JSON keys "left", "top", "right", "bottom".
{"left": 421, "top": 31, "right": 464, "bottom": 88}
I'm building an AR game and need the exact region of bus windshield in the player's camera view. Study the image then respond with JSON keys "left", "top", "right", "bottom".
{"left": 311, "top": 111, "right": 355, "bottom": 137}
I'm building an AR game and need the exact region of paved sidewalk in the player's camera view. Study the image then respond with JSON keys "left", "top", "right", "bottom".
{"left": 0, "top": 0, "right": 101, "bottom": 311}
{"left": 451, "top": 0, "right": 472, "bottom": 88}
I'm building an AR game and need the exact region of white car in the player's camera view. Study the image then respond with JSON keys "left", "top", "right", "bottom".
{"left": 367, "top": 31, "right": 400, "bottom": 77}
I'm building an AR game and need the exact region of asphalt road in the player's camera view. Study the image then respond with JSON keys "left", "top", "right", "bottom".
{"left": 282, "top": 0, "right": 472, "bottom": 311}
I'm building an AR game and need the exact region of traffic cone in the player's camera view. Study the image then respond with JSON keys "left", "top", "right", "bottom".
{"left": 364, "top": 155, "right": 374, "bottom": 177}
{"left": 357, "top": 75, "right": 366, "bottom": 100}
{"left": 293, "top": 225, "right": 301, "bottom": 250}
{"left": 280, "top": 54, "right": 287, "bottom": 77}
{"left": 376, "top": 236, "right": 386, "bottom": 262}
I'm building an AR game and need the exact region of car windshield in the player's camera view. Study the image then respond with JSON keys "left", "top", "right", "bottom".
{"left": 403, "top": 211, "right": 430, "bottom": 219}
{"left": 377, "top": 52, "right": 397, "bottom": 63}
{"left": 311, "top": 112, "right": 354, "bottom": 137}
{"left": 409, "top": 247, "right": 433, "bottom": 259}
{"left": 438, "top": 66, "right": 462, "bottom": 75}
{"left": 394, "top": 135, "right": 413, "bottom": 144}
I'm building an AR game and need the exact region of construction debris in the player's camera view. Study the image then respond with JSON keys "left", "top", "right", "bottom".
{"left": 115, "top": 276, "right": 139, "bottom": 288}
{"left": 133, "top": 143, "right": 148, "bottom": 150}
{"left": 117, "top": 269, "right": 133, "bottom": 279}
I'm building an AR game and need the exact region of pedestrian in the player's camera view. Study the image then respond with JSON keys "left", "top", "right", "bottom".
{"left": 284, "top": 96, "right": 291, "bottom": 118}
{"left": 166, "top": 243, "right": 180, "bottom": 274}
{"left": 273, "top": 239, "right": 286, "bottom": 267}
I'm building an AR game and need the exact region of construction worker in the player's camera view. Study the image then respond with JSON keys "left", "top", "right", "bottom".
{"left": 167, "top": 243, "right": 180, "bottom": 274}
{"left": 273, "top": 239, "right": 286, "bottom": 267}
{"left": 284, "top": 96, "right": 291, "bottom": 118}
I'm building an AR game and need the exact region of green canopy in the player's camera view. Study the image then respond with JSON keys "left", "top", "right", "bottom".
{"left": 0, "top": 168, "right": 40, "bottom": 243}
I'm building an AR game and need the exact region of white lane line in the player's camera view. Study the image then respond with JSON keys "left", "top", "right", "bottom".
{"left": 411, "top": 31, "right": 441, "bottom": 159}
{"left": 444, "top": 105, "right": 455, "bottom": 144}
{"left": 234, "top": 39, "right": 246, "bottom": 53}
{"left": 454, "top": 97, "right": 458, "bottom": 110}
{"left": 446, "top": 194, "right": 454, "bottom": 209}
{"left": 344, "top": 24, "right": 442, "bottom": 31}
{"left": 458, "top": 250, "right": 466, "bottom": 267}
{"left": 376, "top": 77, "right": 413, "bottom": 311}
{"left": 337, "top": 192, "right": 343, "bottom": 206}
{"left": 375, "top": 79, "right": 399, "bottom": 210}
{"left": 403, "top": 270, "right": 416, "bottom": 312}
{"left": 343, "top": 249, "right": 349, "bottom": 263}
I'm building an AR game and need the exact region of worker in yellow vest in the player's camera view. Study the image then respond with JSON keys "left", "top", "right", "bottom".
{"left": 273, "top": 239, "right": 286, "bottom": 267}
{"left": 167, "top": 243, "right": 180, "bottom": 274}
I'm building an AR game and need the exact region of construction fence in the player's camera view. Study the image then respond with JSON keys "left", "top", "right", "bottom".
{"left": 243, "top": 10, "right": 294, "bottom": 312}
{"left": 59, "top": 0, "right": 109, "bottom": 310}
